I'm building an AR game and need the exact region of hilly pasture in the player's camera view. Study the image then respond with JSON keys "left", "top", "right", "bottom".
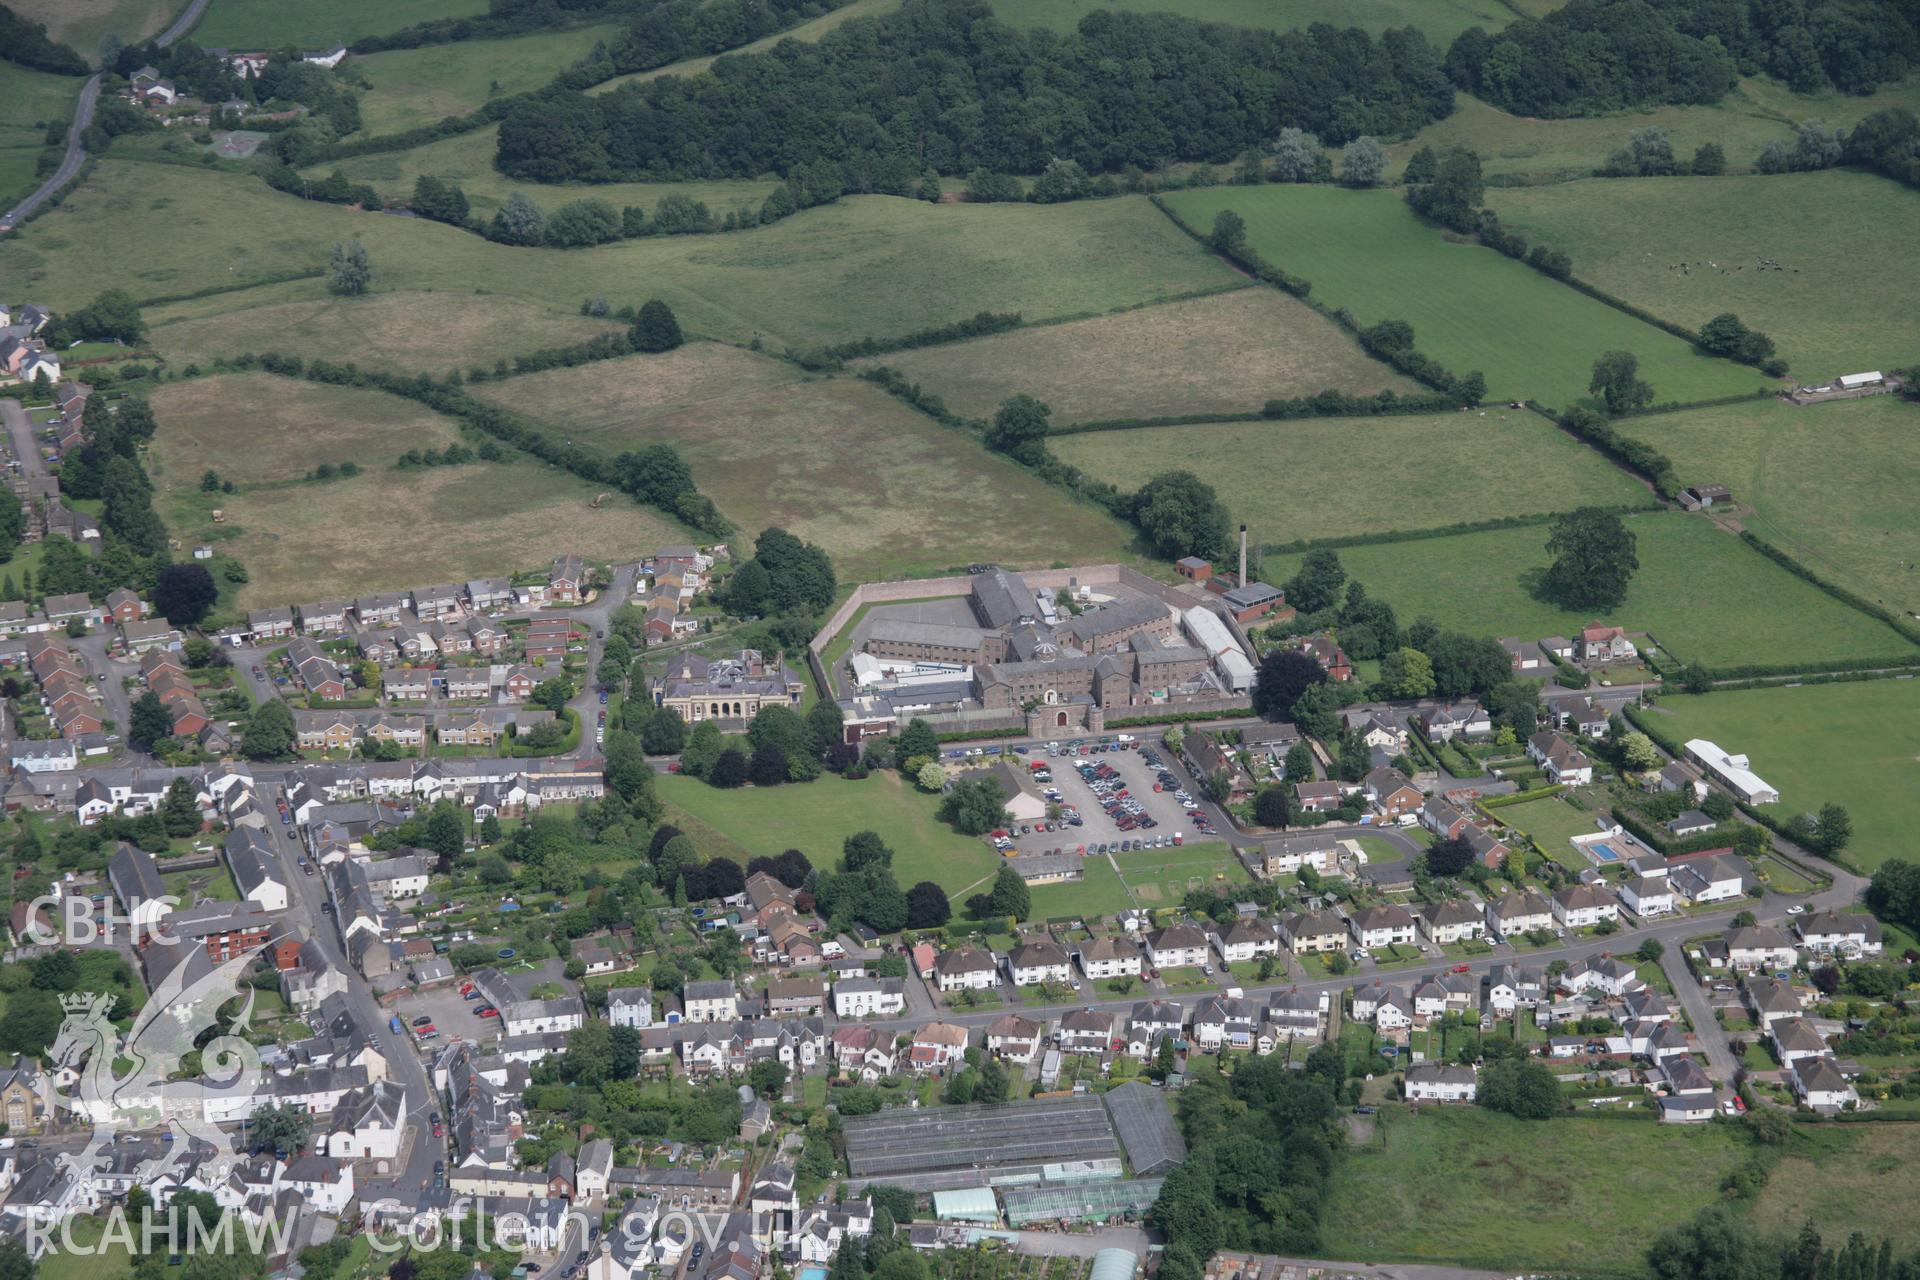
{"left": 476, "top": 346, "right": 1140, "bottom": 580}
{"left": 859, "top": 288, "right": 1416, "bottom": 424}
{"left": 1264, "top": 512, "right": 1918, "bottom": 672}
{"left": 1161, "top": 185, "right": 1768, "bottom": 410}
{"left": 0, "top": 64, "right": 80, "bottom": 208}
{"left": 351, "top": 25, "right": 622, "bottom": 136}
{"left": 1051, "top": 407, "right": 1649, "bottom": 544}
{"left": 2, "top": 163, "right": 1236, "bottom": 352}
{"left": 1616, "top": 395, "right": 1920, "bottom": 618}
{"left": 1488, "top": 170, "right": 1920, "bottom": 379}
{"left": 188, "top": 0, "right": 487, "bottom": 50}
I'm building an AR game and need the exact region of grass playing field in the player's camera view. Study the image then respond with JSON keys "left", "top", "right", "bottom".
{"left": 1110, "top": 841, "right": 1248, "bottom": 905}
{"left": 1384, "top": 76, "right": 1920, "bottom": 184}
{"left": 476, "top": 346, "right": 1140, "bottom": 580}
{"left": 4, "top": 162, "right": 1238, "bottom": 351}
{"left": 1488, "top": 170, "right": 1920, "bottom": 379}
{"left": 148, "top": 290, "right": 626, "bottom": 376}
{"left": 0, "top": 64, "right": 80, "bottom": 209}
{"left": 657, "top": 771, "right": 1005, "bottom": 900}
{"left": 351, "top": 24, "right": 623, "bottom": 136}
{"left": 591, "top": 0, "right": 902, "bottom": 95}
{"left": 1264, "top": 512, "right": 1919, "bottom": 672}
{"left": 309, "top": 126, "right": 780, "bottom": 217}
{"left": 990, "top": 0, "right": 1512, "bottom": 42}
{"left": 1160, "top": 185, "right": 1769, "bottom": 409}
{"left": 1616, "top": 395, "right": 1920, "bottom": 618}
{"left": 1051, "top": 406, "right": 1650, "bottom": 544}
{"left": 1650, "top": 681, "right": 1920, "bottom": 872}
{"left": 147, "top": 374, "right": 693, "bottom": 606}
{"left": 856, "top": 288, "right": 1418, "bottom": 425}
{"left": 1323, "top": 1107, "right": 1748, "bottom": 1275}
{"left": 188, "top": 0, "right": 487, "bottom": 50}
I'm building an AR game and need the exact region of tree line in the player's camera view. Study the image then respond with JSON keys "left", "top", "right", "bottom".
{"left": 494, "top": 0, "right": 1456, "bottom": 183}
{"left": 0, "top": 4, "right": 89, "bottom": 75}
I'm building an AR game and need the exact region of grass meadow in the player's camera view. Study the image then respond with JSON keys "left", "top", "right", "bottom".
{"left": 1489, "top": 170, "right": 1920, "bottom": 379}
{"left": 1160, "top": 185, "right": 1769, "bottom": 409}
{"left": 1652, "top": 681, "right": 1920, "bottom": 873}
{"left": 147, "top": 374, "right": 692, "bottom": 607}
{"left": 148, "top": 290, "right": 626, "bottom": 376}
{"left": 309, "top": 127, "right": 780, "bottom": 217}
{"left": 1324, "top": 1107, "right": 1747, "bottom": 1275}
{"left": 859, "top": 288, "right": 1418, "bottom": 424}
{"left": 352, "top": 25, "right": 623, "bottom": 135}
{"left": 1384, "top": 76, "right": 1920, "bottom": 183}
{"left": 657, "top": 772, "right": 1005, "bottom": 900}
{"left": 1616, "top": 395, "right": 1920, "bottom": 618}
{"left": 1053, "top": 407, "right": 1650, "bottom": 544}
{"left": 992, "top": 0, "right": 1512, "bottom": 42}
{"left": 36, "top": 0, "right": 177, "bottom": 63}
{"left": 477, "top": 346, "right": 1139, "bottom": 580}
{"left": 0, "top": 65, "right": 80, "bottom": 208}
{"left": 1753, "top": 1122, "right": 1920, "bottom": 1250}
{"left": 1264, "top": 513, "right": 1919, "bottom": 671}
{"left": 188, "top": 0, "right": 487, "bottom": 50}
{"left": 591, "top": 0, "right": 902, "bottom": 94}
{"left": 2, "top": 162, "right": 1238, "bottom": 351}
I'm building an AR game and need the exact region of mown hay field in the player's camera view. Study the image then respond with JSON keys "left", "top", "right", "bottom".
{"left": 352, "top": 25, "right": 623, "bottom": 136}
{"left": 1161, "top": 184, "right": 1769, "bottom": 409}
{"left": 1616, "top": 394, "right": 1920, "bottom": 617}
{"left": 858, "top": 288, "right": 1417, "bottom": 424}
{"left": 1052, "top": 406, "right": 1649, "bottom": 543}
{"left": 149, "top": 290, "right": 626, "bottom": 376}
{"left": 476, "top": 345, "right": 1140, "bottom": 580}
{"left": 1488, "top": 170, "right": 1920, "bottom": 378}
{"left": 1264, "top": 512, "right": 1918, "bottom": 672}
{"left": 3, "top": 163, "right": 1239, "bottom": 351}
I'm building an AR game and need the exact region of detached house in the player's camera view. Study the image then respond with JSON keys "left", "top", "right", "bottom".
{"left": 1404, "top": 1063, "right": 1477, "bottom": 1103}
{"left": 1526, "top": 732, "right": 1594, "bottom": 785}
{"left": 1581, "top": 623, "right": 1636, "bottom": 663}
{"left": 1423, "top": 702, "right": 1490, "bottom": 743}
{"left": 1669, "top": 853, "right": 1750, "bottom": 905}
{"left": 682, "top": 981, "right": 739, "bottom": 1023}
{"left": 1363, "top": 767, "right": 1423, "bottom": 822}
{"left": 1797, "top": 910, "right": 1882, "bottom": 958}
{"left": 1725, "top": 926, "right": 1799, "bottom": 972}
{"left": 984, "top": 1014, "right": 1042, "bottom": 1064}
{"left": 831, "top": 978, "right": 905, "bottom": 1020}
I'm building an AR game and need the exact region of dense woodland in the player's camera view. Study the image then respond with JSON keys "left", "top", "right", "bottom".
{"left": 0, "top": 4, "right": 89, "bottom": 75}
{"left": 494, "top": 0, "right": 1456, "bottom": 182}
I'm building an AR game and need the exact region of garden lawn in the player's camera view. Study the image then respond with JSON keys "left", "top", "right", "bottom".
{"left": 352, "top": 25, "right": 624, "bottom": 136}
{"left": 190, "top": 0, "right": 488, "bottom": 49}
{"left": 0, "top": 65, "right": 80, "bottom": 206}
{"left": 149, "top": 291, "right": 626, "bottom": 377}
{"left": 656, "top": 771, "right": 1004, "bottom": 900}
{"left": 860, "top": 288, "right": 1417, "bottom": 425}
{"left": 1052, "top": 407, "right": 1649, "bottom": 544}
{"left": 1614, "top": 383, "right": 1920, "bottom": 618}
{"left": 1651, "top": 681, "right": 1920, "bottom": 873}
{"left": 477, "top": 348, "right": 1139, "bottom": 581}
{"left": 1323, "top": 1106, "right": 1746, "bottom": 1275}
{"left": 1488, "top": 170, "right": 1920, "bottom": 378}
{"left": 1265, "top": 512, "right": 1919, "bottom": 672}
{"left": 1496, "top": 795, "right": 1609, "bottom": 865}
{"left": 313, "top": 126, "right": 780, "bottom": 218}
{"left": 1384, "top": 77, "right": 1920, "bottom": 183}
{"left": 5, "top": 162, "right": 1239, "bottom": 351}
{"left": 1161, "top": 184, "right": 1768, "bottom": 409}
{"left": 992, "top": 0, "right": 1511, "bottom": 42}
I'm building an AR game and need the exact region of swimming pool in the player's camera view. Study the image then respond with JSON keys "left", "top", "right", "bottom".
{"left": 800, "top": 1266, "right": 828, "bottom": 1280}
{"left": 1590, "top": 842, "right": 1622, "bottom": 862}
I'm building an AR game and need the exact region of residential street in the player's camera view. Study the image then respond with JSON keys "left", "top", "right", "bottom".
{"left": 0, "top": 399, "right": 48, "bottom": 483}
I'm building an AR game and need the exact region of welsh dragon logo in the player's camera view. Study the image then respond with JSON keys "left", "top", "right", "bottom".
{"left": 49, "top": 946, "right": 267, "bottom": 1187}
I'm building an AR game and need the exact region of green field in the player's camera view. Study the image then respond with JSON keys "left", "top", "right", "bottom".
{"left": 1031, "top": 856, "right": 1135, "bottom": 919}
{"left": 37, "top": 0, "right": 179, "bottom": 63}
{"left": 1110, "top": 841, "right": 1247, "bottom": 905}
{"left": 1489, "top": 171, "right": 1920, "bottom": 378}
{"left": 1160, "top": 185, "right": 1769, "bottom": 409}
{"left": 148, "top": 289, "right": 626, "bottom": 376}
{"left": 189, "top": 0, "right": 488, "bottom": 49}
{"left": 592, "top": 0, "right": 902, "bottom": 94}
{"left": 0, "top": 64, "right": 81, "bottom": 207}
{"left": 991, "top": 0, "right": 1511, "bottom": 42}
{"left": 1617, "top": 395, "right": 1920, "bottom": 618}
{"left": 352, "top": 25, "right": 622, "bottom": 135}
{"left": 658, "top": 772, "right": 1004, "bottom": 900}
{"left": 1385, "top": 76, "right": 1920, "bottom": 183}
{"left": 476, "top": 346, "right": 1140, "bottom": 580}
{"left": 309, "top": 126, "right": 780, "bottom": 217}
{"left": 860, "top": 288, "right": 1417, "bottom": 425}
{"left": 3, "top": 162, "right": 1238, "bottom": 351}
{"left": 1652, "top": 681, "right": 1920, "bottom": 872}
{"left": 1496, "top": 795, "right": 1608, "bottom": 865}
{"left": 1266, "top": 512, "right": 1919, "bottom": 672}
{"left": 1753, "top": 1123, "right": 1920, "bottom": 1251}
{"left": 1052, "top": 408, "right": 1650, "bottom": 545}
{"left": 148, "top": 374, "right": 692, "bottom": 607}
{"left": 1324, "top": 1107, "right": 1747, "bottom": 1274}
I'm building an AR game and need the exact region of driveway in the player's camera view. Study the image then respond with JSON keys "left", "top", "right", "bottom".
{"left": 1661, "top": 945, "right": 1738, "bottom": 1082}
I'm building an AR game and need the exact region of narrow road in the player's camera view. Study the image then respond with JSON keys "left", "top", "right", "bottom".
{"left": 1661, "top": 945, "right": 1737, "bottom": 1082}
{"left": 0, "top": 0, "right": 212, "bottom": 232}
{"left": 0, "top": 398, "right": 48, "bottom": 482}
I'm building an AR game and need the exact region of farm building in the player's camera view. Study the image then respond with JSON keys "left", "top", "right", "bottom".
{"left": 840, "top": 1095, "right": 1122, "bottom": 1191}
{"left": 1683, "top": 739, "right": 1781, "bottom": 804}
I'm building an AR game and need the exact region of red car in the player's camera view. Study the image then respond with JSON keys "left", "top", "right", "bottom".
{"left": 1451, "top": 963, "right": 1472, "bottom": 973}
{"left": 476, "top": 1005, "right": 499, "bottom": 1018}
